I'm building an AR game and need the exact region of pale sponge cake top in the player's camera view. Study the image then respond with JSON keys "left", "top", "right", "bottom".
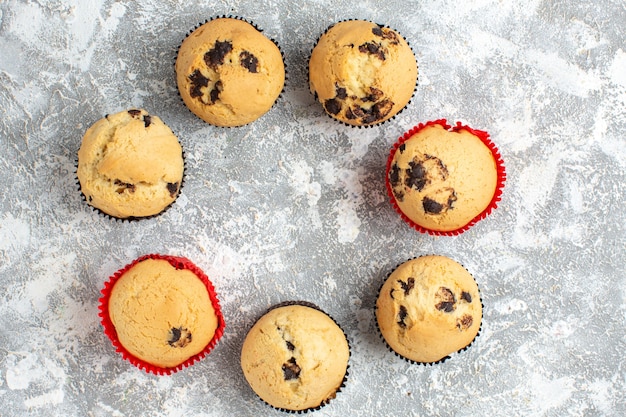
{"left": 309, "top": 20, "right": 417, "bottom": 126}
{"left": 77, "top": 109, "right": 183, "bottom": 219}
{"left": 376, "top": 255, "right": 482, "bottom": 363}
{"left": 241, "top": 304, "right": 349, "bottom": 411}
{"left": 176, "top": 17, "right": 285, "bottom": 127}
{"left": 108, "top": 258, "right": 218, "bottom": 368}
{"left": 388, "top": 123, "right": 498, "bottom": 232}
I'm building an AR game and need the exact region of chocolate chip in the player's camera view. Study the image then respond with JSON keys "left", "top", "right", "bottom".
{"left": 189, "top": 69, "right": 209, "bottom": 98}
{"left": 397, "top": 305, "right": 408, "bottom": 328}
{"left": 352, "top": 106, "right": 379, "bottom": 124}
{"left": 168, "top": 327, "right": 192, "bottom": 348}
{"left": 324, "top": 98, "right": 342, "bottom": 115}
{"left": 423, "top": 187, "right": 457, "bottom": 214}
{"left": 372, "top": 99, "right": 393, "bottom": 119}
{"left": 423, "top": 197, "right": 444, "bottom": 214}
{"left": 128, "top": 109, "right": 141, "bottom": 117}
{"left": 358, "top": 42, "right": 385, "bottom": 60}
{"left": 390, "top": 162, "right": 405, "bottom": 201}
{"left": 435, "top": 287, "right": 456, "bottom": 312}
{"left": 437, "top": 287, "right": 455, "bottom": 301}
{"left": 372, "top": 26, "right": 384, "bottom": 37}
{"left": 143, "top": 115, "right": 152, "bottom": 128}
{"left": 282, "top": 357, "right": 301, "bottom": 380}
{"left": 461, "top": 292, "right": 472, "bottom": 303}
{"left": 239, "top": 51, "right": 258, "bottom": 73}
{"left": 335, "top": 85, "right": 347, "bottom": 99}
{"left": 447, "top": 191, "right": 458, "bottom": 208}
{"left": 167, "top": 182, "right": 179, "bottom": 198}
{"left": 398, "top": 277, "right": 415, "bottom": 295}
{"left": 356, "top": 98, "right": 394, "bottom": 124}
{"left": 286, "top": 341, "right": 295, "bottom": 351}
{"left": 349, "top": 105, "right": 365, "bottom": 119}
{"left": 372, "top": 26, "right": 399, "bottom": 44}
{"left": 169, "top": 327, "right": 180, "bottom": 343}
{"left": 437, "top": 301, "right": 455, "bottom": 313}
{"left": 114, "top": 179, "right": 136, "bottom": 194}
{"left": 364, "top": 87, "right": 384, "bottom": 102}
{"left": 426, "top": 155, "right": 449, "bottom": 178}
{"left": 389, "top": 163, "right": 401, "bottom": 188}
{"left": 204, "top": 40, "right": 233, "bottom": 68}
{"left": 210, "top": 80, "right": 222, "bottom": 103}
{"left": 406, "top": 160, "right": 428, "bottom": 191}
{"left": 399, "top": 144, "right": 406, "bottom": 153}
{"left": 346, "top": 107, "right": 357, "bottom": 120}
{"left": 456, "top": 314, "right": 473, "bottom": 330}
{"left": 392, "top": 189, "right": 404, "bottom": 202}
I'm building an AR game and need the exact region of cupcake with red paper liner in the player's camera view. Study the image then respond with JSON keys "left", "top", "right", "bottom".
{"left": 386, "top": 119, "right": 506, "bottom": 235}
{"left": 98, "top": 254, "right": 225, "bottom": 375}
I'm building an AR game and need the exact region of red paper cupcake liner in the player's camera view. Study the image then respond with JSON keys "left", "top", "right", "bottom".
{"left": 98, "top": 254, "right": 226, "bottom": 375}
{"left": 385, "top": 119, "right": 506, "bottom": 235}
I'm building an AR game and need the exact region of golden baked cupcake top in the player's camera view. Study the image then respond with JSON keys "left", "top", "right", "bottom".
{"left": 107, "top": 257, "right": 220, "bottom": 369}
{"left": 77, "top": 109, "right": 184, "bottom": 219}
{"left": 240, "top": 303, "right": 350, "bottom": 411}
{"left": 387, "top": 120, "right": 502, "bottom": 233}
{"left": 376, "top": 255, "right": 482, "bottom": 364}
{"left": 175, "top": 17, "right": 285, "bottom": 127}
{"left": 309, "top": 20, "right": 418, "bottom": 126}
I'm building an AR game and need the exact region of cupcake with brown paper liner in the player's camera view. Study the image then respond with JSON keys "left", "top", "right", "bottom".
{"left": 386, "top": 119, "right": 506, "bottom": 235}
{"left": 375, "top": 255, "right": 483, "bottom": 365}
{"left": 98, "top": 254, "right": 225, "bottom": 375}
{"left": 308, "top": 19, "right": 418, "bottom": 127}
{"left": 240, "top": 301, "right": 350, "bottom": 413}
{"left": 76, "top": 109, "right": 185, "bottom": 221}
{"left": 175, "top": 15, "right": 286, "bottom": 127}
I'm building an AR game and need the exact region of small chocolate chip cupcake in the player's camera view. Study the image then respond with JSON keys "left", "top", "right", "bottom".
{"left": 376, "top": 255, "right": 482, "bottom": 364}
{"left": 76, "top": 109, "right": 184, "bottom": 220}
{"left": 386, "top": 119, "right": 506, "bottom": 235}
{"left": 309, "top": 20, "right": 418, "bottom": 127}
{"left": 98, "top": 254, "right": 225, "bottom": 375}
{"left": 240, "top": 301, "right": 350, "bottom": 412}
{"left": 175, "top": 17, "right": 285, "bottom": 127}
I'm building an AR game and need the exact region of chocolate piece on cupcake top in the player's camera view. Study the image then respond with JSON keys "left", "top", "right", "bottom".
{"left": 240, "top": 303, "right": 350, "bottom": 412}
{"left": 176, "top": 17, "right": 285, "bottom": 127}
{"left": 376, "top": 255, "right": 482, "bottom": 364}
{"left": 388, "top": 120, "right": 502, "bottom": 233}
{"left": 77, "top": 109, "right": 183, "bottom": 219}
{"left": 309, "top": 20, "right": 418, "bottom": 126}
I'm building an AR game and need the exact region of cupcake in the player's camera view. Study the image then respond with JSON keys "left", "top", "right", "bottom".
{"left": 98, "top": 254, "right": 225, "bottom": 375}
{"left": 309, "top": 20, "right": 418, "bottom": 127}
{"left": 375, "top": 255, "right": 482, "bottom": 364}
{"left": 76, "top": 109, "right": 184, "bottom": 220}
{"left": 386, "top": 119, "right": 506, "bottom": 235}
{"left": 175, "top": 17, "right": 285, "bottom": 127}
{"left": 240, "top": 301, "right": 350, "bottom": 412}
